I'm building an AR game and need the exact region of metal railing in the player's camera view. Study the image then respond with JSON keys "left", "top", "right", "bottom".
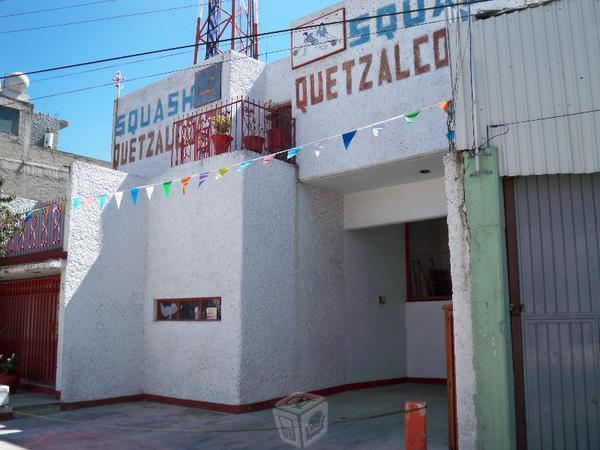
{"left": 172, "top": 98, "right": 296, "bottom": 167}
{"left": 3, "top": 201, "right": 65, "bottom": 259}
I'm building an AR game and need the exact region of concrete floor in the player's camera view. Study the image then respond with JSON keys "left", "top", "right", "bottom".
{"left": 0, "top": 384, "right": 448, "bottom": 449}
{"left": 9, "top": 392, "right": 59, "bottom": 410}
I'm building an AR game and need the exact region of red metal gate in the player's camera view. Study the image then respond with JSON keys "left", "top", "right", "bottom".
{"left": 0, "top": 276, "right": 59, "bottom": 386}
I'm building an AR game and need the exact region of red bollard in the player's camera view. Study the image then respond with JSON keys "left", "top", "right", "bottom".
{"left": 405, "top": 401, "right": 427, "bottom": 450}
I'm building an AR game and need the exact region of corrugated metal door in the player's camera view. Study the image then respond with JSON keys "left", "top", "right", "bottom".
{"left": 512, "top": 174, "right": 600, "bottom": 449}
{"left": 0, "top": 276, "right": 60, "bottom": 386}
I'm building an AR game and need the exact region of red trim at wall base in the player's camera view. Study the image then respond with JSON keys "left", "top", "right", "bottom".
{"left": 60, "top": 394, "right": 144, "bottom": 411}
{"left": 404, "top": 377, "right": 447, "bottom": 385}
{"left": 59, "top": 377, "right": 447, "bottom": 414}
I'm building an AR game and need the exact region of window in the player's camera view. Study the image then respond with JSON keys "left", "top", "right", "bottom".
{"left": 405, "top": 218, "right": 452, "bottom": 301}
{"left": 155, "top": 298, "right": 222, "bottom": 322}
{"left": 0, "top": 106, "right": 19, "bottom": 135}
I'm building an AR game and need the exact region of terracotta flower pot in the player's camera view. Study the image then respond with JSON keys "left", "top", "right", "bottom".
{"left": 267, "top": 129, "right": 286, "bottom": 152}
{"left": 242, "top": 135, "right": 265, "bottom": 153}
{"left": 0, "top": 373, "right": 20, "bottom": 394}
{"left": 210, "top": 133, "right": 234, "bottom": 155}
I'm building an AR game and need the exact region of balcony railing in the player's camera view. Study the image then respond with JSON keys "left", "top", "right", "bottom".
{"left": 172, "top": 98, "right": 296, "bottom": 167}
{"left": 2, "top": 201, "right": 66, "bottom": 261}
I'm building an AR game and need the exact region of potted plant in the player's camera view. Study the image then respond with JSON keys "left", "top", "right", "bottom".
{"left": 0, "top": 354, "right": 20, "bottom": 394}
{"left": 210, "top": 114, "right": 234, "bottom": 155}
{"left": 241, "top": 107, "right": 265, "bottom": 153}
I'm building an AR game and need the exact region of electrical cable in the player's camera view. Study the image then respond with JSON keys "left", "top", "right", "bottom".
{"left": 0, "top": 6, "right": 481, "bottom": 108}
{"left": 0, "top": 1, "right": 116, "bottom": 19}
{"left": 0, "top": 0, "right": 493, "bottom": 79}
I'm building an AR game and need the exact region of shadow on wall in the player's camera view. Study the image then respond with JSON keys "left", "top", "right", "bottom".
{"left": 60, "top": 169, "right": 147, "bottom": 402}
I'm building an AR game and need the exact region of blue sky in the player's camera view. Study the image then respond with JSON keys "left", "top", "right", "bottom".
{"left": 1, "top": 0, "right": 333, "bottom": 161}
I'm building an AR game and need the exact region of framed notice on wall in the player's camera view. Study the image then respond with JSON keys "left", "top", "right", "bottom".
{"left": 194, "top": 62, "right": 222, "bottom": 108}
{"left": 291, "top": 8, "right": 347, "bottom": 69}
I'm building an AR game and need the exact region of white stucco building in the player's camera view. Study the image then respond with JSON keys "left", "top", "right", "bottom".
{"left": 4, "top": 1, "right": 596, "bottom": 448}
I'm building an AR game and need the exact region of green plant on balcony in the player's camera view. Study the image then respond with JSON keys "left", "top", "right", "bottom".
{"left": 0, "top": 177, "right": 22, "bottom": 257}
{"left": 211, "top": 114, "right": 234, "bottom": 155}
{"left": 0, "top": 353, "right": 20, "bottom": 393}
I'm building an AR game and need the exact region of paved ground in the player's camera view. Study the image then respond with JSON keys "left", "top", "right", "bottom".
{"left": 0, "top": 384, "right": 448, "bottom": 449}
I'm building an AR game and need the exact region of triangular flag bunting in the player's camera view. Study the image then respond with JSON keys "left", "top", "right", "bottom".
{"left": 163, "top": 181, "right": 172, "bottom": 198}
{"left": 342, "top": 130, "right": 357, "bottom": 150}
{"left": 181, "top": 176, "right": 191, "bottom": 194}
{"left": 446, "top": 130, "right": 456, "bottom": 142}
{"left": 130, "top": 188, "right": 140, "bottom": 205}
{"left": 24, "top": 211, "right": 32, "bottom": 221}
{"left": 84, "top": 197, "right": 94, "bottom": 207}
{"left": 114, "top": 192, "right": 123, "bottom": 208}
{"left": 239, "top": 161, "right": 252, "bottom": 171}
{"left": 198, "top": 172, "right": 209, "bottom": 186}
{"left": 405, "top": 110, "right": 421, "bottom": 123}
{"left": 262, "top": 155, "right": 274, "bottom": 166}
{"left": 98, "top": 194, "right": 108, "bottom": 208}
{"left": 314, "top": 143, "right": 323, "bottom": 157}
{"left": 216, "top": 167, "right": 230, "bottom": 179}
{"left": 287, "top": 146, "right": 301, "bottom": 159}
{"left": 372, "top": 127, "right": 384, "bottom": 136}
{"left": 72, "top": 198, "right": 81, "bottom": 210}
{"left": 314, "top": 149, "right": 321, "bottom": 157}
{"left": 146, "top": 186, "right": 154, "bottom": 199}
{"left": 437, "top": 100, "right": 449, "bottom": 112}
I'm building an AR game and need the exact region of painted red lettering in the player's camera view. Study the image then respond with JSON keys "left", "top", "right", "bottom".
{"left": 295, "top": 77, "right": 308, "bottom": 113}
{"left": 378, "top": 49, "right": 392, "bottom": 85}
{"left": 394, "top": 44, "right": 411, "bottom": 80}
{"left": 413, "top": 35, "right": 431, "bottom": 75}
{"left": 341, "top": 60, "right": 355, "bottom": 95}
{"left": 146, "top": 131, "right": 155, "bottom": 158}
{"left": 433, "top": 28, "right": 449, "bottom": 69}
{"left": 325, "top": 66, "right": 338, "bottom": 100}
{"left": 129, "top": 137, "right": 137, "bottom": 163}
{"left": 310, "top": 72, "right": 324, "bottom": 105}
{"left": 359, "top": 54, "right": 373, "bottom": 92}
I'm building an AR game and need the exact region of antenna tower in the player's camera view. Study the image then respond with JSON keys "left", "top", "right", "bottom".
{"left": 193, "top": 0, "right": 259, "bottom": 64}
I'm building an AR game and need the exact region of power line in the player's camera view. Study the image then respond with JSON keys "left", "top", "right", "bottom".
{"left": 490, "top": 108, "right": 600, "bottom": 127}
{"left": 1, "top": 4, "right": 198, "bottom": 34}
{"left": 23, "top": 11, "right": 469, "bottom": 103}
{"left": 0, "top": 0, "right": 116, "bottom": 19}
{"left": 1, "top": 0, "right": 492, "bottom": 80}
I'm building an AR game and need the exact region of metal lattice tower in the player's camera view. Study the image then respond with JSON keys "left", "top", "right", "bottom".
{"left": 193, "top": 0, "right": 259, "bottom": 64}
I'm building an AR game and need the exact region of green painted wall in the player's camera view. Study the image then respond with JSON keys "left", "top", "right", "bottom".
{"left": 463, "top": 148, "right": 516, "bottom": 449}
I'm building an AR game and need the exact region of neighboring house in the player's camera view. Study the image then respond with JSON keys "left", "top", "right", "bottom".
{"left": 0, "top": 73, "right": 110, "bottom": 202}
{"left": 1, "top": 1, "right": 594, "bottom": 449}
{"left": 447, "top": 0, "right": 600, "bottom": 448}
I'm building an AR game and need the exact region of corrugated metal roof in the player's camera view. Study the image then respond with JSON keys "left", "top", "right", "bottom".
{"left": 450, "top": 0, "right": 600, "bottom": 176}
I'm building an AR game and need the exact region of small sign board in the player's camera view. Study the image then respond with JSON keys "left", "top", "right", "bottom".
{"left": 291, "top": 8, "right": 346, "bottom": 69}
{"left": 194, "top": 62, "right": 222, "bottom": 108}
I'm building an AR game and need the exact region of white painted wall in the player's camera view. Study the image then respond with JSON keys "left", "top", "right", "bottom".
{"left": 344, "top": 225, "right": 406, "bottom": 382}
{"left": 344, "top": 177, "right": 446, "bottom": 230}
{"left": 59, "top": 162, "right": 148, "bottom": 402}
{"left": 405, "top": 300, "right": 450, "bottom": 379}
{"left": 142, "top": 152, "right": 251, "bottom": 405}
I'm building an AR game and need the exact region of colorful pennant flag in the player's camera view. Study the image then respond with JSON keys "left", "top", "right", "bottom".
{"left": 98, "top": 194, "right": 108, "bottom": 208}
{"left": 446, "top": 130, "right": 456, "bottom": 142}
{"left": 342, "top": 130, "right": 357, "bottom": 150}
{"left": 146, "top": 186, "right": 155, "bottom": 200}
{"left": 24, "top": 211, "right": 32, "bottom": 221}
{"left": 198, "top": 172, "right": 209, "bottom": 186}
{"left": 114, "top": 192, "right": 123, "bottom": 208}
{"left": 131, "top": 188, "right": 140, "bottom": 205}
{"left": 262, "top": 155, "right": 274, "bottom": 166}
{"left": 84, "top": 197, "right": 94, "bottom": 207}
{"left": 181, "top": 176, "right": 191, "bottom": 194}
{"left": 163, "top": 181, "right": 172, "bottom": 198}
{"left": 314, "top": 143, "right": 323, "bottom": 157}
{"left": 287, "top": 146, "right": 301, "bottom": 159}
{"left": 437, "top": 100, "right": 451, "bottom": 113}
{"left": 405, "top": 110, "right": 421, "bottom": 123}
{"left": 239, "top": 161, "right": 252, "bottom": 172}
{"left": 216, "top": 167, "right": 230, "bottom": 179}
{"left": 372, "top": 127, "right": 384, "bottom": 136}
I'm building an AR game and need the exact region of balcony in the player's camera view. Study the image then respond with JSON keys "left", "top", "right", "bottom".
{"left": 1, "top": 201, "right": 66, "bottom": 265}
{"left": 172, "top": 98, "right": 296, "bottom": 167}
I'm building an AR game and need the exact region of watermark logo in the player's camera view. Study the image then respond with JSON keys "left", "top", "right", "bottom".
{"left": 273, "top": 392, "right": 328, "bottom": 448}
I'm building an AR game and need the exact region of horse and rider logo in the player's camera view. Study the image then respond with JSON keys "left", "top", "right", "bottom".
{"left": 291, "top": 8, "right": 347, "bottom": 69}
